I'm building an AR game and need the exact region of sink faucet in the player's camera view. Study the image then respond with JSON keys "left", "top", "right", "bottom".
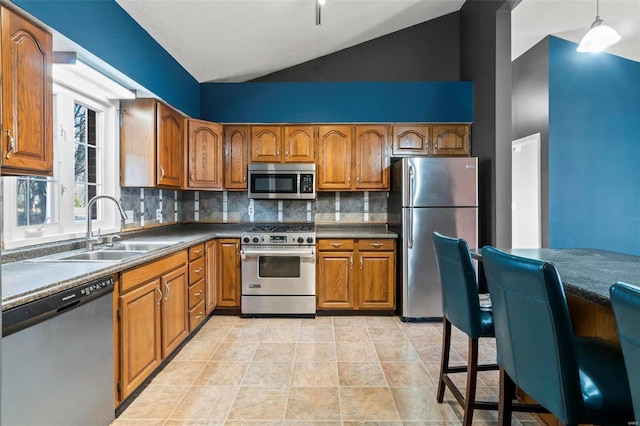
{"left": 86, "top": 195, "right": 128, "bottom": 250}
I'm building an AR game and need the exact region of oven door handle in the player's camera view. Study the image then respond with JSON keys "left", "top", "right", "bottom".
{"left": 241, "top": 248, "right": 315, "bottom": 260}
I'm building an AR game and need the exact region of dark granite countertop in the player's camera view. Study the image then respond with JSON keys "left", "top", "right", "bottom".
{"left": 315, "top": 223, "right": 397, "bottom": 239}
{"left": 2, "top": 222, "right": 397, "bottom": 310}
{"left": 472, "top": 248, "right": 640, "bottom": 308}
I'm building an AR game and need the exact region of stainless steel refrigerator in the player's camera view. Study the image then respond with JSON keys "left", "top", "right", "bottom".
{"left": 389, "top": 157, "right": 478, "bottom": 321}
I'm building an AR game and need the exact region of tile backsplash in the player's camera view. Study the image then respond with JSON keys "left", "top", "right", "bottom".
{"left": 121, "top": 188, "right": 387, "bottom": 229}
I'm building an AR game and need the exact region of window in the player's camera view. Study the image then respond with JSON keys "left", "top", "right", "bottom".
{"left": 2, "top": 66, "right": 122, "bottom": 249}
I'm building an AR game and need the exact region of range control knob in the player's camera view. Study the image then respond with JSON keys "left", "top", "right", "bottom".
{"left": 243, "top": 236, "right": 250, "bottom": 244}
{"left": 297, "top": 236, "right": 304, "bottom": 244}
{"left": 307, "top": 237, "right": 314, "bottom": 244}
{"left": 252, "top": 236, "right": 260, "bottom": 244}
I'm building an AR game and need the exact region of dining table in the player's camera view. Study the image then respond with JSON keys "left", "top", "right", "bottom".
{"left": 471, "top": 248, "right": 640, "bottom": 343}
{"left": 471, "top": 247, "right": 640, "bottom": 426}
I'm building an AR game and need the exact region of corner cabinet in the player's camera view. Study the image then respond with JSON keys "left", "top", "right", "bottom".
{"left": 317, "top": 239, "right": 395, "bottom": 310}
{"left": 223, "top": 126, "right": 249, "bottom": 190}
{"left": 0, "top": 7, "right": 53, "bottom": 176}
{"left": 185, "top": 119, "right": 223, "bottom": 190}
{"left": 120, "top": 99, "right": 184, "bottom": 188}
{"left": 317, "top": 125, "right": 388, "bottom": 191}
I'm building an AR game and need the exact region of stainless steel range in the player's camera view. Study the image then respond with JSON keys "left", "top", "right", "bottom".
{"left": 241, "top": 223, "right": 316, "bottom": 316}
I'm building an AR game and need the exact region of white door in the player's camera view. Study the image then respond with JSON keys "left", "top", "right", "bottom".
{"left": 512, "top": 134, "right": 541, "bottom": 248}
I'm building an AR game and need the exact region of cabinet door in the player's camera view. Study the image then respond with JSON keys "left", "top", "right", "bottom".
{"left": 317, "top": 251, "right": 354, "bottom": 309}
{"left": 358, "top": 251, "right": 395, "bottom": 309}
{"left": 283, "top": 125, "right": 314, "bottom": 163}
{"left": 251, "top": 126, "right": 282, "bottom": 162}
{"left": 186, "top": 119, "right": 222, "bottom": 189}
{"left": 205, "top": 239, "right": 217, "bottom": 315}
{"left": 119, "top": 280, "right": 162, "bottom": 400}
{"left": 161, "top": 265, "right": 189, "bottom": 358}
{"left": 354, "top": 125, "right": 389, "bottom": 190}
{"left": 432, "top": 125, "right": 470, "bottom": 156}
{"left": 317, "top": 126, "right": 352, "bottom": 190}
{"left": 223, "top": 126, "right": 249, "bottom": 190}
{"left": 120, "top": 99, "right": 156, "bottom": 187}
{"left": 391, "top": 125, "right": 431, "bottom": 156}
{"left": 157, "top": 103, "right": 183, "bottom": 187}
{"left": 216, "top": 239, "right": 241, "bottom": 307}
{"left": 1, "top": 8, "right": 53, "bottom": 176}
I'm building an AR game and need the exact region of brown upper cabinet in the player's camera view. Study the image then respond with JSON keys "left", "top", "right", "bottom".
{"left": 223, "top": 126, "right": 249, "bottom": 190}
{"left": 391, "top": 124, "right": 471, "bottom": 157}
{"left": 354, "top": 125, "right": 389, "bottom": 190}
{"left": 185, "top": 119, "right": 223, "bottom": 190}
{"left": 317, "top": 125, "right": 389, "bottom": 191}
{"left": 250, "top": 125, "right": 314, "bottom": 163}
{"left": 432, "top": 124, "right": 470, "bottom": 156}
{"left": 0, "top": 7, "right": 53, "bottom": 176}
{"left": 120, "top": 99, "right": 184, "bottom": 188}
{"left": 391, "top": 125, "right": 431, "bottom": 156}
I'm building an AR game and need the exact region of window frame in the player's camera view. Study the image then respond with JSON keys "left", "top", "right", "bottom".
{"left": 2, "top": 81, "right": 121, "bottom": 249}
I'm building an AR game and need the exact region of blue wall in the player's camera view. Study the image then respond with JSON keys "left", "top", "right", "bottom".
{"left": 200, "top": 82, "right": 473, "bottom": 123}
{"left": 548, "top": 37, "right": 640, "bottom": 254}
{"left": 13, "top": 0, "right": 200, "bottom": 117}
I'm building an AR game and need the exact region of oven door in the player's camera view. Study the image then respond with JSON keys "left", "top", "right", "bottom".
{"left": 241, "top": 247, "right": 316, "bottom": 295}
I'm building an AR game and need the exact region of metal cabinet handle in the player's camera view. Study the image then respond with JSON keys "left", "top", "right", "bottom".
{"left": 243, "top": 174, "right": 247, "bottom": 182}
{"left": 356, "top": 176, "right": 360, "bottom": 184}
{"left": 330, "top": 242, "right": 343, "bottom": 248}
{"left": 194, "top": 268, "right": 202, "bottom": 275}
{"left": 194, "top": 249, "right": 202, "bottom": 255}
{"left": 164, "top": 282, "right": 170, "bottom": 301}
{"left": 236, "top": 242, "right": 239, "bottom": 255}
{"left": 347, "top": 176, "right": 351, "bottom": 185}
{"left": 156, "top": 287, "right": 162, "bottom": 306}
{"left": 434, "top": 141, "right": 439, "bottom": 151}
{"left": 276, "top": 149, "right": 280, "bottom": 157}
{"left": 360, "top": 254, "right": 363, "bottom": 270}
{"left": 285, "top": 150, "right": 289, "bottom": 158}
{"left": 370, "top": 242, "right": 383, "bottom": 248}
{"left": 5, "top": 130, "right": 15, "bottom": 159}
{"left": 160, "top": 166, "right": 166, "bottom": 180}
{"left": 194, "top": 290, "right": 203, "bottom": 297}
{"left": 350, "top": 255, "right": 353, "bottom": 270}
{"left": 195, "top": 311, "right": 203, "bottom": 319}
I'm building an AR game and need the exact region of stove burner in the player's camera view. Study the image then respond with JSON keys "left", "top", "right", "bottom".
{"left": 247, "top": 223, "right": 314, "bottom": 233}
{"left": 247, "top": 224, "right": 277, "bottom": 232}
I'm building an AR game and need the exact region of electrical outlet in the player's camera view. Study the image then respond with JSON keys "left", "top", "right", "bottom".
{"left": 156, "top": 208, "right": 162, "bottom": 221}
{"left": 124, "top": 210, "right": 134, "bottom": 224}
{"left": 248, "top": 205, "right": 254, "bottom": 215}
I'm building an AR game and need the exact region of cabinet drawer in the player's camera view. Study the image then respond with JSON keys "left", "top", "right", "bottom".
{"left": 188, "top": 279, "right": 205, "bottom": 309}
{"left": 318, "top": 239, "right": 354, "bottom": 251}
{"left": 189, "top": 244, "right": 205, "bottom": 261}
{"left": 120, "top": 251, "right": 187, "bottom": 293}
{"left": 358, "top": 240, "right": 395, "bottom": 251}
{"left": 189, "top": 300, "right": 206, "bottom": 331}
{"left": 189, "top": 257, "right": 205, "bottom": 284}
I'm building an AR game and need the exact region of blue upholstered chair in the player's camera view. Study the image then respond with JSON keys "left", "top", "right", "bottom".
{"left": 610, "top": 282, "right": 640, "bottom": 422}
{"left": 432, "top": 232, "right": 498, "bottom": 425}
{"left": 482, "top": 246, "right": 634, "bottom": 426}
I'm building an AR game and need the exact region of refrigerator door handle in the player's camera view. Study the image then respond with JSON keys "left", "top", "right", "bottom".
{"left": 408, "top": 165, "right": 415, "bottom": 249}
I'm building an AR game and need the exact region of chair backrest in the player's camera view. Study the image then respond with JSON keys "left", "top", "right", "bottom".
{"left": 610, "top": 282, "right": 640, "bottom": 421}
{"left": 481, "top": 246, "right": 583, "bottom": 425}
{"left": 432, "top": 232, "right": 483, "bottom": 337}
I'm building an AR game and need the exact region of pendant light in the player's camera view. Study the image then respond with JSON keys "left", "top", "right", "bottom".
{"left": 577, "top": 0, "right": 621, "bottom": 53}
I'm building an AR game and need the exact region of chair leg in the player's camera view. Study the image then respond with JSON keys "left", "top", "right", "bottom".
{"left": 462, "top": 337, "right": 479, "bottom": 426}
{"left": 498, "top": 367, "right": 515, "bottom": 426}
{"left": 437, "top": 317, "right": 452, "bottom": 403}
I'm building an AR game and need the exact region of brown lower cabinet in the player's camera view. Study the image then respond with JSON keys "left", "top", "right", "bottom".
{"left": 215, "top": 238, "right": 241, "bottom": 308}
{"left": 205, "top": 239, "right": 217, "bottom": 314}
{"left": 117, "top": 251, "right": 189, "bottom": 402}
{"left": 317, "top": 239, "right": 395, "bottom": 310}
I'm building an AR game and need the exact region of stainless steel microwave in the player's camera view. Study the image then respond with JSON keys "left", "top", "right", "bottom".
{"left": 248, "top": 163, "right": 316, "bottom": 200}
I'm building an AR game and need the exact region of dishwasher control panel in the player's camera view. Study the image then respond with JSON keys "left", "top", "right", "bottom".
{"left": 2, "top": 276, "right": 115, "bottom": 337}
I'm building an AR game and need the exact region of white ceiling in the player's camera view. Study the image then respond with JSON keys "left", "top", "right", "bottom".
{"left": 115, "top": 0, "right": 465, "bottom": 83}
{"left": 512, "top": 0, "right": 640, "bottom": 62}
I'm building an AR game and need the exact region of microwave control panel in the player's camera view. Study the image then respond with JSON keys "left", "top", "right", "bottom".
{"left": 300, "top": 174, "right": 314, "bottom": 193}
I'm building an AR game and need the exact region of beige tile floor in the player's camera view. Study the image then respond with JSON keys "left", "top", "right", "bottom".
{"left": 112, "top": 315, "right": 541, "bottom": 426}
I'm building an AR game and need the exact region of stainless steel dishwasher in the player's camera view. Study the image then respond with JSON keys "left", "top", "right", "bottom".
{"left": 2, "top": 276, "right": 115, "bottom": 426}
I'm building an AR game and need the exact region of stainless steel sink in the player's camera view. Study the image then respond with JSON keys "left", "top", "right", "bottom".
{"left": 102, "top": 242, "right": 175, "bottom": 252}
{"left": 53, "top": 250, "right": 146, "bottom": 262}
